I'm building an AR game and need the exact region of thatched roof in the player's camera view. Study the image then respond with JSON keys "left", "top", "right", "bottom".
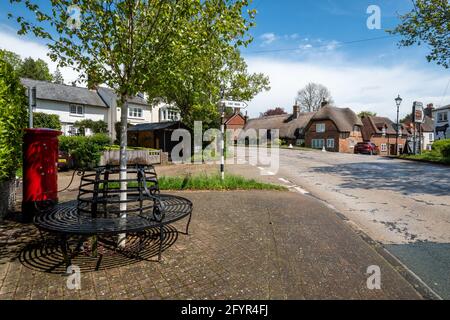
{"left": 244, "top": 112, "right": 315, "bottom": 139}
{"left": 310, "top": 106, "right": 363, "bottom": 132}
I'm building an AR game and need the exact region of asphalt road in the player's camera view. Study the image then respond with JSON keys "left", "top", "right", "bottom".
{"left": 232, "top": 147, "right": 450, "bottom": 299}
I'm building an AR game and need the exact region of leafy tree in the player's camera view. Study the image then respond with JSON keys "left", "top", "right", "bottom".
{"left": 12, "top": 0, "right": 258, "bottom": 220}
{"left": 261, "top": 107, "right": 287, "bottom": 117}
{"left": 0, "top": 51, "right": 28, "bottom": 182}
{"left": 33, "top": 112, "right": 62, "bottom": 130}
{"left": 0, "top": 49, "right": 22, "bottom": 72}
{"left": 74, "top": 119, "right": 108, "bottom": 135}
{"left": 18, "top": 57, "right": 53, "bottom": 81}
{"left": 389, "top": 0, "right": 450, "bottom": 68}
{"left": 358, "top": 111, "right": 377, "bottom": 118}
{"left": 296, "top": 83, "right": 334, "bottom": 112}
{"left": 52, "top": 68, "right": 64, "bottom": 84}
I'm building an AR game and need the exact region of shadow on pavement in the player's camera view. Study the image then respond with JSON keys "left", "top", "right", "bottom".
{"left": 310, "top": 161, "right": 450, "bottom": 196}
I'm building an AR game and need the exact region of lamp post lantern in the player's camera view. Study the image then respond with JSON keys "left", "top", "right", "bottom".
{"left": 395, "top": 95, "right": 403, "bottom": 155}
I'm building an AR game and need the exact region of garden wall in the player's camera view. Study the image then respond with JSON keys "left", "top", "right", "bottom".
{"left": 100, "top": 150, "right": 162, "bottom": 166}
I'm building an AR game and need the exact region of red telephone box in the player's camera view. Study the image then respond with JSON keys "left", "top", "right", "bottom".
{"left": 22, "top": 128, "right": 61, "bottom": 221}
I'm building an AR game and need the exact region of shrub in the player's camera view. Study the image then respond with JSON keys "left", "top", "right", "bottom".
{"left": 59, "top": 133, "right": 111, "bottom": 169}
{"left": 33, "top": 112, "right": 62, "bottom": 130}
{"left": 0, "top": 52, "right": 28, "bottom": 182}
{"left": 74, "top": 119, "right": 108, "bottom": 135}
{"left": 432, "top": 139, "right": 450, "bottom": 158}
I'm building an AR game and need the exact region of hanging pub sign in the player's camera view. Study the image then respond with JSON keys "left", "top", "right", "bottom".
{"left": 412, "top": 101, "right": 424, "bottom": 124}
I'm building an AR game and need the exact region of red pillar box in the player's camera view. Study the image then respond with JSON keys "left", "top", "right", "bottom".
{"left": 22, "top": 128, "right": 62, "bottom": 221}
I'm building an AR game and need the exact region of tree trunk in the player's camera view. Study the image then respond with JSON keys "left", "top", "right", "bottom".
{"left": 118, "top": 100, "right": 128, "bottom": 247}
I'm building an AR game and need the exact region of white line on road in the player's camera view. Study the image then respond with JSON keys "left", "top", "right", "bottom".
{"left": 294, "top": 186, "right": 310, "bottom": 195}
{"left": 278, "top": 178, "right": 291, "bottom": 184}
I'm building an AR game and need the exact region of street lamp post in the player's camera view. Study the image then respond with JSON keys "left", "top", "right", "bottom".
{"left": 219, "top": 87, "right": 225, "bottom": 181}
{"left": 395, "top": 95, "right": 403, "bottom": 155}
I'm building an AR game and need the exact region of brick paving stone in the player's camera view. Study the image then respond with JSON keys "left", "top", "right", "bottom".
{"left": 0, "top": 190, "right": 425, "bottom": 300}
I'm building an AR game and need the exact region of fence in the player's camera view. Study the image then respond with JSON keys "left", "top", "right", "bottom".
{"left": 100, "top": 149, "right": 162, "bottom": 166}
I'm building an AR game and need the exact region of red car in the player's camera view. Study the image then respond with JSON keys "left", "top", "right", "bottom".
{"left": 354, "top": 142, "right": 379, "bottom": 155}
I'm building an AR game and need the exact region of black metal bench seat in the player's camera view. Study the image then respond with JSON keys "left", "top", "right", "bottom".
{"left": 33, "top": 165, "right": 193, "bottom": 266}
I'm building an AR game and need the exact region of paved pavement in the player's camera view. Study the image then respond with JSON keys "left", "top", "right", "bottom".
{"left": 227, "top": 147, "right": 450, "bottom": 299}
{"left": 0, "top": 188, "right": 422, "bottom": 299}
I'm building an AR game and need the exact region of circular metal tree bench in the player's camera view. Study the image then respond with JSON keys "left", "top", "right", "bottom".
{"left": 34, "top": 165, "right": 193, "bottom": 266}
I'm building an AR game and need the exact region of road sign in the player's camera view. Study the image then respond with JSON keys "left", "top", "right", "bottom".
{"left": 413, "top": 101, "right": 424, "bottom": 124}
{"left": 220, "top": 100, "right": 248, "bottom": 109}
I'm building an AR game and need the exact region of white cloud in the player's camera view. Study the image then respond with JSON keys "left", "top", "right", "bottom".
{"left": 0, "top": 28, "right": 80, "bottom": 85}
{"left": 260, "top": 33, "right": 278, "bottom": 45}
{"left": 245, "top": 56, "right": 450, "bottom": 120}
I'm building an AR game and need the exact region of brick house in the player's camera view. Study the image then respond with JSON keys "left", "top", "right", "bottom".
{"left": 223, "top": 108, "right": 247, "bottom": 143}
{"left": 304, "top": 105, "right": 363, "bottom": 153}
{"left": 361, "top": 116, "right": 409, "bottom": 155}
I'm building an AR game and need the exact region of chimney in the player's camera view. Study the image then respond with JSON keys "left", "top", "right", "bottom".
{"left": 293, "top": 104, "right": 300, "bottom": 119}
{"left": 425, "top": 103, "right": 434, "bottom": 118}
{"left": 321, "top": 99, "right": 328, "bottom": 108}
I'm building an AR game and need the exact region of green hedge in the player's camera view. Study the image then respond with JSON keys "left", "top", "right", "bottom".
{"left": 0, "top": 52, "right": 28, "bottom": 182}
{"left": 33, "top": 112, "right": 62, "bottom": 130}
{"left": 432, "top": 139, "right": 450, "bottom": 158}
{"left": 59, "top": 133, "right": 111, "bottom": 169}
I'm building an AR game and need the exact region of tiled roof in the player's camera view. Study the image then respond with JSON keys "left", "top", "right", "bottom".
{"left": 97, "top": 87, "right": 148, "bottom": 107}
{"left": 21, "top": 78, "right": 107, "bottom": 107}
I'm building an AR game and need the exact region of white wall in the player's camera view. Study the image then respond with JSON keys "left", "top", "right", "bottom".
{"left": 115, "top": 103, "right": 153, "bottom": 125}
{"left": 34, "top": 99, "right": 108, "bottom": 135}
{"left": 434, "top": 109, "right": 450, "bottom": 140}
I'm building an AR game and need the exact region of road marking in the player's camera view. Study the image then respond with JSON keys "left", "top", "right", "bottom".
{"left": 278, "top": 178, "right": 290, "bottom": 184}
{"left": 294, "top": 186, "right": 310, "bottom": 195}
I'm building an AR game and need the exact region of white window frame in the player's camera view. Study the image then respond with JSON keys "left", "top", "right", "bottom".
{"left": 312, "top": 139, "right": 324, "bottom": 149}
{"left": 69, "top": 104, "right": 84, "bottom": 116}
{"left": 381, "top": 143, "right": 387, "bottom": 152}
{"left": 128, "top": 107, "right": 143, "bottom": 119}
{"left": 316, "top": 123, "right": 326, "bottom": 133}
{"left": 326, "top": 138, "right": 335, "bottom": 149}
{"left": 437, "top": 112, "right": 448, "bottom": 123}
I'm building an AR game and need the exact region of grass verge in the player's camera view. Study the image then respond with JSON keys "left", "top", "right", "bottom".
{"left": 103, "top": 174, "right": 287, "bottom": 191}
{"left": 399, "top": 152, "right": 450, "bottom": 165}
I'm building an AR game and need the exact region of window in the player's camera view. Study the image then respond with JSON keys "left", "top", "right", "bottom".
{"left": 353, "top": 126, "right": 361, "bottom": 132}
{"left": 437, "top": 112, "right": 448, "bottom": 123}
{"left": 381, "top": 143, "right": 387, "bottom": 152}
{"left": 129, "top": 107, "right": 143, "bottom": 118}
{"left": 316, "top": 123, "right": 325, "bottom": 133}
{"left": 326, "top": 138, "right": 335, "bottom": 149}
{"left": 429, "top": 133, "right": 434, "bottom": 142}
{"left": 312, "top": 139, "right": 324, "bottom": 149}
{"left": 68, "top": 125, "right": 80, "bottom": 136}
{"left": 70, "top": 104, "right": 84, "bottom": 115}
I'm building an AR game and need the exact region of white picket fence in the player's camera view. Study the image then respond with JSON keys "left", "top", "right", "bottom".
{"left": 100, "top": 150, "right": 161, "bottom": 166}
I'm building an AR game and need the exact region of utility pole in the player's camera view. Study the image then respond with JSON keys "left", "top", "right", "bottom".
{"left": 28, "top": 86, "right": 36, "bottom": 128}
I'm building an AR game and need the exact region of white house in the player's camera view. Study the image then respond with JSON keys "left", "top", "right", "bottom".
{"left": 21, "top": 78, "right": 181, "bottom": 141}
{"left": 433, "top": 104, "right": 450, "bottom": 140}
{"left": 21, "top": 78, "right": 109, "bottom": 136}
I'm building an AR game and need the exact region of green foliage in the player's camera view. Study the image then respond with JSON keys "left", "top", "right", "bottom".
{"left": 402, "top": 139, "right": 450, "bottom": 164}
{"left": 389, "top": 0, "right": 450, "bottom": 68}
{"left": 52, "top": 68, "right": 64, "bottom": 84}
{"left": 33, "top": 112, "right": 62, "bottom": 130}
{"left": 18, "top": 57, "right": 53, "bottom": 81}
{"left": 0, "top": 52, "right": 28, "bottom": 181}
{"left": 59, "top": 133, "right": 111, "bottom": 169}
{"left": 74, "top": 119, "right": 108, "bottom": 135}
{"left": 432, "top": 139, "right": 450, "bottom": 157}
{"left": 0, "top": 49, "right": 22, "bottom": 72}
{"left": 358, "top": 111, "right": 377, "bottom": 118}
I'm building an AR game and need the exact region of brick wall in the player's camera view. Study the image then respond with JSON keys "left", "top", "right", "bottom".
{"left": 305, "top": 120, "right": 362, "bottom": 153}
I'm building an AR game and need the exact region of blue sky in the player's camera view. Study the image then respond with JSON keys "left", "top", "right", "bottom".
{"left": 0, "top": 0, "right": 449, "bottom": 119}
